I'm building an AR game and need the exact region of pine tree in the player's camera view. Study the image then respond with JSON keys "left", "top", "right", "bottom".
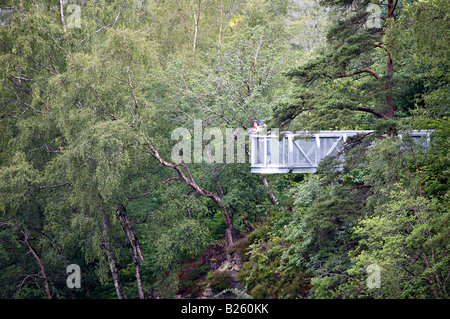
{"left": 272, "top": 0, "right": 401, "bottom": 131}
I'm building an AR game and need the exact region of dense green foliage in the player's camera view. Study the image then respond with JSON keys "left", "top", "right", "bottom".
{"left": 0, "top": 0, "right": 448, "bottom": 299}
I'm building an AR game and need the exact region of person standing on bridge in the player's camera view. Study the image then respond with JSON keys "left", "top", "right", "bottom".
{"left": 249, "top": 119, "right": 266, "bottom": 133}
{"left": 249, "top": 119, "right": 271, "bottom": 164}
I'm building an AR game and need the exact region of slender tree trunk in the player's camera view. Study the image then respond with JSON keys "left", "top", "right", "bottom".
{"left": 261, "top": 174, "right": 278, "bottom": 206}
{"left": 385, "top": 56, "right": 394, "bottom": 118}
{"left": 218, "top": 0, "right": 223, "bottom": 44}
{"left": 245, "top": 144, "right": 279, "bottom": 206}
{"left": 59, "top": 0, "right": 66, "bottom": 33}
{"left": 192, "top": 2, "right": 200, "bottom": 54}
{"left": 420, "top": 250, "right": 441, "bottom": 299}
{"left": 105, "top": 249, "right": 125, "bottom": 299}
{"left": 385, "top": 0, "right": 395, "bottom": 118}
{"left": 216, "top": 177, "right": 238, "bottom": 248}
{"left": 101, "top": 216, "right": 126, "bottom": 299}
{"left": 22, "top": 231, "right": 52, "bottom": 299}
{"left": 223, "top": 207, "right": 235, "bottom": 248}
{"left": 1, "top": 223, "right": 53, "bottom": 299}
{"left": 116, "top": 205, "right": 145, "bottom": 299}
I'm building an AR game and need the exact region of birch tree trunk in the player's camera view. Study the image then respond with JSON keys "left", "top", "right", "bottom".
{"left": 102, "top": 216, "right": 126, "bottom": 299}
{"left": 217, "top": 0, "right": 223, "bottom": 44}
{"left": 116, "top": 204, "right": 145, "bottom": 299}
{"left": 193, "top": 5, "right": 199, "bottom": 53}
{"left": 59, "top": 0, "right": 66, "bottom": 33}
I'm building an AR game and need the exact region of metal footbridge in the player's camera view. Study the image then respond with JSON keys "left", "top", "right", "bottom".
{"left": 250, "top": 130, "right": 432, "bottom": 174}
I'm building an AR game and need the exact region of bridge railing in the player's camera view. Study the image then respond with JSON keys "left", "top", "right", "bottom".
{"left": 250, "top": 130, "right": 432, "bottom": 174}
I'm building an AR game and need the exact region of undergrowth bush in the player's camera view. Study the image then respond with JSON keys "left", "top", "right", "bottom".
{"left": 207, "top": 271, "right": 233, "bottom": 291}
{"left": 235, "top": 221, "right": 312, "bottom": 298}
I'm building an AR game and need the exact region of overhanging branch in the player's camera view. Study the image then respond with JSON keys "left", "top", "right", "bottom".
{"left": 355, "top": 105, "right": 388, "bottom": 118}
{"left": 337, "top": 104, "right": 387, "bottom": 119}
{"left": 325, "top": 69, "right": 380, "bottom": 80}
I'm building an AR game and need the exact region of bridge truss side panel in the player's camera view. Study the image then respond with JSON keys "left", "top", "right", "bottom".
{"left": 250, "top": 131, "right": 432, "bottom": 174}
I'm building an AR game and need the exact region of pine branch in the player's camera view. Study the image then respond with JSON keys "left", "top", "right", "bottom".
{"left": 355, "top": 105, "right": 388, "bottom": 118}
{"left": 325, "top": 69, "right": 380, "bottom": 80}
